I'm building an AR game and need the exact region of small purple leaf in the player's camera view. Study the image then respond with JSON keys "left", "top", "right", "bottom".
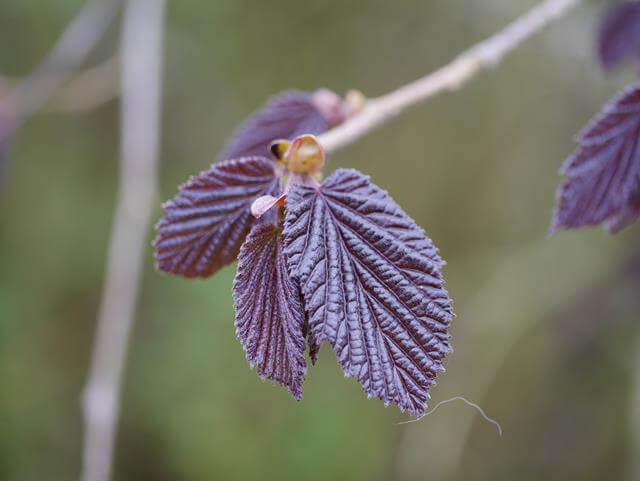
{"left": 154, "top": 156, "right": 280, "bottom": 278}
{"left": 219, "top": 90, "right": 343, "bottom": 161}
{"left": 597, "top": 2, "right": 640, "bottom": 71}
{"left": 233, "top": 220, "right": 307, "bottom": 399}
{"left": 553, "top": 82, "right": 640, "bottom": 233}
{"left": 283, "top": 168, "right": 453, "bottom": 416}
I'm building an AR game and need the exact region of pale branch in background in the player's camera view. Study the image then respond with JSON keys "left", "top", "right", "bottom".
{"left": 0, "top": 57, "right": 120, "bottom": 114}
{"left": 48, "top": 56, "right": 120, "bottom": 114}
{"left": 0, "top": 0, "right": 123, "bottom": 134}
{"left": 319, "top": 0, "right": 582, "bottom": 154}
{"left": 80, "top": 1, "right": 167, "bottom": 481}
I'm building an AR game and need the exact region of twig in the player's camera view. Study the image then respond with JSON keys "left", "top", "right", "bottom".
{"left": 80, "top": 1, "right": 166, "bottom": 481}
{"left": 0, "top": 0, "right": 123, "bottom": 133}
{"left": 49, "top": 56, "right": 120, "bottom": 114}
{"left": 318, "top": 0, "right": 582, "bottom": 154}
{"left": 0, "top": 57, "right": 120, "bottom": 114}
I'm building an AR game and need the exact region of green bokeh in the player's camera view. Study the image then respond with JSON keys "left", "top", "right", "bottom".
{"left": 2, "top": 1, "right": 639, "bottom": 480}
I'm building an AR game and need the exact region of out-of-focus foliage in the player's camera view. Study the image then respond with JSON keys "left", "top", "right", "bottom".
{"left": 219, "top": 90, "right": 336, "bottom": 160}
{"left": 597, "top": 1, "right": 640, "bottom": 71}
{"left": 553, "top": 82, "right": 640, "bottom": 233}
{"left": 1, "top": 1, "right": 639, "bottom": 481}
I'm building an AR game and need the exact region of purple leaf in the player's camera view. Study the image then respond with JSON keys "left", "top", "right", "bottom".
{"left": 219, "top": 90, "right": 343, "bottom": 161}
{"left": 597, "top": 2, "right": 640, "bottom": 71}
{"left": 283, "top": 169, "right": 453, "bottom": 415}
{"left": 154, "top": 156, "right": 280, "bottom": 278}
{"left": 605, "top": 191, "right": 640, "bottom": 233}
{"left": 553, "top": 82, "right": 640, "bottom": 233}
{"left": 233, "top": 220, "right": 307, "bottom": 399}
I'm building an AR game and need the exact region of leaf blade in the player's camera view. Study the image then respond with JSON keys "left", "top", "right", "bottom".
{"left": 154, "top": 156, "right": 280, "bottom": 277}
{"left": 283, "top": 169, "right": 453, "bottom": 415}
{"left": 553, "top": 83, "right": 640, "bottom": 232}
{"left": 233, "top": 220, "right": 307, "bottom": 399}
{"left": 220, "top": 90, "right": 337, "bottom": 161}
{"left": 597, "top": 2, "right": 640, "bottom": 71}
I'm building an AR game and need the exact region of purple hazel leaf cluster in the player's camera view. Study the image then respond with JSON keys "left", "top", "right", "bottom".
{"left": 155, "top": 3, "right": 640, "bottom": 416}
{"left": 552, "top": 3, "right": 640, "bottom": 233}
{"left": 155, "top": 90, "right": 338, "bottom": 278}
{"left": 154, "top": 90, "right": 454, "bottom": 416}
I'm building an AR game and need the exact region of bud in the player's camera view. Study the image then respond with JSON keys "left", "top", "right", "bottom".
{"left": 344, "top": 90, "right": 366, "bottom": 117}
{"left": 285, "top": 134, "right": 325, "bottom": 174}
{"left": 312, "top": 88, "right": 346, "bottom": 127}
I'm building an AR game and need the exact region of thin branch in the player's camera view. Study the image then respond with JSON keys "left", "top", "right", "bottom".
{"left": 0, "top": 0, "right": 123, "bottom": 133}
{"left": 80, "top": 1, "right": 166, "bottom": 481}
{"left": 0, "top": 57, "right": 120, "bottom": 114}
{"left": 319, "top": 0, "right": 582, "bottom": 154}
{"left": 48, "top": 56, "right": 120, "bottom": 114}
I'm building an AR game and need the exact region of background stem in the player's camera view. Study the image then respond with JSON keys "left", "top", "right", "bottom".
{"left": 79, "top": 1, "right": 166, "bottom": 480}
{"left": 319, "top": 0, "right": 582, "bottom": 154}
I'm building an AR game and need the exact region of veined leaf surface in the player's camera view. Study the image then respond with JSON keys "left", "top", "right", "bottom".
{"left": 155, "top": 157, "right": 280, "bottom": 277}
{"left": 553, "top": 83, "right": 640, "bottom": 233}
{"left": 283, "top": 169, "right": 453, "bottom": 415}
{"left": 234, "top": 220, "right": 307, "bottom": 399}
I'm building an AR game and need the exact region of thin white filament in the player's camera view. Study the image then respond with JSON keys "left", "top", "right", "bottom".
{"left": 397, "top": 396, "right": 503, "bottom": 437}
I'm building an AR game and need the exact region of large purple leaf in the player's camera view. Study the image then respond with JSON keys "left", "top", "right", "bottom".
{"left": 233, "top": 220, "right": 307, "bottom": 399}
{"left": 553, "top": 83, "right": 640, "bottom": 233}
{"left": 597, "top": 2, "right": 640, "bottom": 71}
{"left": 219, "top": 90, "right": 335, "bottom": 161}
{"left": 283, "top": 169, "right": 453, "bottom": 415}
{"left": 154, "top": 157, "right": 280, "bottom": 277}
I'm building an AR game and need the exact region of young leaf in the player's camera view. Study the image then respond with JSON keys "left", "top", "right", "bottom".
{"left": 283, "top": 169, "right": 453, "bottom": 416}
{"left": 597, "top": 2, "right": 640, "bottom": 71}
{"left": 154, "top": 156, "right": 280, "bottom": 277}
{"left": 219, "top": 90, "right": 343, "bottom": 160}
{"left": 233, "top": 220, "right": 307, "bottom": 399}
{"left": 553, "top": 83, "right": 640, "bottom": 233}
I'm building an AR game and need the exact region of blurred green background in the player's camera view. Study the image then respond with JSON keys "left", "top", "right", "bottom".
{"left": 2, "top": 0, "right": 640, "bottom": 480}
